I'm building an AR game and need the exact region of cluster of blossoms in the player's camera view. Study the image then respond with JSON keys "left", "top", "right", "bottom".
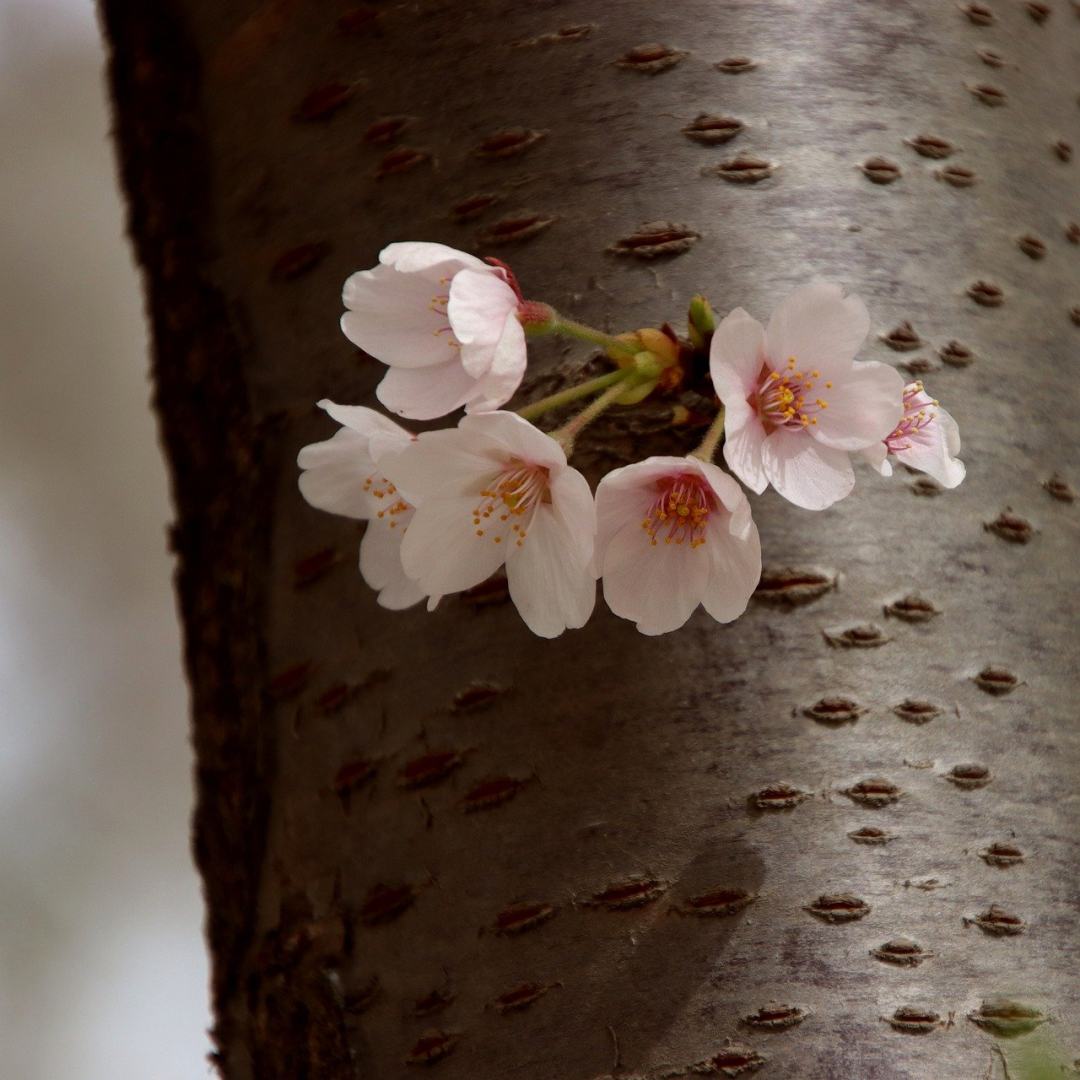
{"left": 298, "top": 242, "right": 964, "bottom": 638}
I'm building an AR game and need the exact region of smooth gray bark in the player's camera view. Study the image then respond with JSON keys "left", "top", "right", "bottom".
{"left": 102, "top": 1, "right": 1080, "bottom": 1077}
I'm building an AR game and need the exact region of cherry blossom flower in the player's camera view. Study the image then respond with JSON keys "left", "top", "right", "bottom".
{"left": 340, "top": 242, "right": 527, "bottom": 420}
{"left": 594, "top": 456, "right": 761, "bottom": 635}
{"left": 710, "top": 281, "right": 905, "bottom": 510}
{"left": 380, "top": 412, "right": 595, "bottom": 638}
{"left": 863, "top": 381, "right": 965, "bottom": 488}
{"left": 297, "top": 400, "right": 424, "bottom": 610}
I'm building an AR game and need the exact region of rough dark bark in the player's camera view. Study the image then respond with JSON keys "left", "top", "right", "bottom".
{"left": 101, "top": 1, "right": 1080, "bottom": 1077}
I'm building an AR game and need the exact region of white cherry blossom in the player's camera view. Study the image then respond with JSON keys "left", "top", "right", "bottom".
{"left": 380, "top": 411, "right": 595, "bottom": 638}
{"left": 594, "top": 456, "right": 761, "bottom": 635}
{"left": 340, "top": 242, "right": 526, "bottom": 420}
{"left": 710, "top": 281, "right": 905, "bottom": 510}
{"left": 864, "top": 381, "right": 965, "bottom": 488}
{"left": 297, "top": 400, "right": 424, "bottom": 609}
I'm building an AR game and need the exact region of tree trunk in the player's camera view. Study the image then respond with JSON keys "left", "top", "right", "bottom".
{"left": 100, "top": 1, "right": 1080, "bottom": 1077}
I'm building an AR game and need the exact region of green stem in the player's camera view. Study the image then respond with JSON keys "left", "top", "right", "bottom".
{"left": 534, "top": 314, "right": 640, "bottom": 360}
{"left": 516, "top": 368, "right": 635, "bottom": 421}
{"left": 552, "top": 377, "right": 643, "bottom": 453}
{"left": 691, "top": 405, "right": 726, "bottom": 463}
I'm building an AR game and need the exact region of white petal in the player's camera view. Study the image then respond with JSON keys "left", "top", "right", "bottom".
{"left": 894, "top": 408, "right": 966, "bottom": 488}
{"left": 709, "top": 307, "right": 766, "bottom": 397}
{"left": 602, "top": 522, "right": 712, "bottom": 635}
{"left": 297, "top": 427, "right": 377, "bottom": 519}
{"left": 765, "top": 280, "right": 870, "bottom": 375}
{"left": 398, "top": 496, "right": 507, "bottom": 596}
{"left": 696, "top": 459, "right": 754, "bottom": 540}
{"left": 761, "top": 428, "right": 855, "bottom": 510}
{"left": 316, "top": 400, "right": 411, "bottom": 442}
{"left": 341, "top": 266, "right": 458, "bottom": 369}
{"left": 359, "top": 520, "right": 425, "bottom": 609}
{"left": 457, "top": 411, "right": 567, "bottom": 470}
{"left": 375, "top": 359, "right": 476, "bottom": 421}
{"left": 378, "top": 429, "right": 502, "bottom": 505}
{"left": 721, "top": 414, "right": 769, "bottom": 494}
{"left": 861, "top": 440, "right": 892, "bottom": 476}
{"left": 810, "top": 360, "right": 904, "bottom": 451}
{"left": 463, "top": 314, "right": 528, "bottom": 411}
{"left": 594, "top": 457, "right": 697, "bottom": 557}
{"left": 379, "top": 241, "right": 487, "bottom": 276}
{"left": 701, "top": 517, "right": 761, "bottom": 623}
{"left": 505, "top": 505, "right": 595, "bottom": 637}
{"left": 448, "top": 269, "right": 518, "bottom": 350}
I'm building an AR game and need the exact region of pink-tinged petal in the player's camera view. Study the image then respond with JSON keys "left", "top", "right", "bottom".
{"left": 810, "top": 360, "right": 904, "bottom": 451}
{"left": 761, "top": 428, "right": 855, "bottom": 510}
{"left": 375, "top": 358, "right": 475, "bottom": 421}
{"left": 548, "top": 468, "right": 597, "bottom": 568}
{"left": 457, "top": 411, "right": 567, "bottom": 470}
{"left": 359, "top": 519, "right": 425, "bottom": 610}
{"left": 297, "top": 428, "right": 378, "bottom": 519}
{"left": 341, "top": 267, "right": 457, "bottom": 369}
{"left": 894, "top": 407, "right": 966, "bottom": 488}
{"left": 316, "top": 400, "right": 411, "bottom": 442}
{"left": 710, "top": 307, "right": 766, "bottom": 396}
{"left": 721, "top": 414, "right": 769, "bottom": 494}
{"left": 595, "top": 458, "right": 701, "bottom": 556}
{"left": 448, "top": 269, "right": 518, "bottom": 352}
{"left": 463, "top": 314, "right": 528, "bottom": 412}
{"left": 861, "top": 440, "right": 892, "bottom": 476}
{"left": 701, "top": 517, "right": 761, "bottom": 623}
{"left": 505, "top": 505, "right": 595, "bottom": 637}
{"left": 379, "top": 241, "right": 487, "bottom": 276}
{"left": 398, "top": 496, "right": 507, "bottom": 596}
{"left": 601, "top": 522, "right": 711, "bottom": 635}
{"left": 765, "top": 280, "right": 870, "bottom": 375}
{"left": 696, "top": 460, "right": 754, "bottom": 540}
{"left": 378, "top": 430, "right": 502, "bottom": 504}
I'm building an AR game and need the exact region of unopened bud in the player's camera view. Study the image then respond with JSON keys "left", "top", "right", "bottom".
{"left": 688, "top": 294, "right": 716, "bottom": 350}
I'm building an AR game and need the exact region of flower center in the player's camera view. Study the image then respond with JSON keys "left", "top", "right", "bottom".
{"left": 641, "top": 473, "right": 715, "bottom": 549}
{"left": 885, "top": 381, "right": 938, "bottom": 452}
{"left": 364, "top": 474, "right": 411, "bottom": 528}
{"left": 473, "top": 460, "right": 550, "bottom": 548}
{"left": 755, "top": 356, "right": 831, "bottom": 431}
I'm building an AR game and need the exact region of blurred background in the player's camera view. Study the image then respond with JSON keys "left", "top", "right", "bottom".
{"left": 0, "top": 1, "right": 210, "bottom": 1076}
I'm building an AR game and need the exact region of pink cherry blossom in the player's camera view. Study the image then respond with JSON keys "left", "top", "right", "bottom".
{"left": 340, "top": 242, "right": 527, "bottom": 421}
{"left": 297, "top": 400, "right": 424, "bottom": 610}
{"left": 863, "top": 381, "right": 965, "bottom": 488}
{"left": 594, "top": 456, "right": 761, "bottom": 635}
{"left": 710, "top": 281, "right": 905, "bottom": 510}
{"left": 380, "top": 412, "right": 595, "bottom": 638}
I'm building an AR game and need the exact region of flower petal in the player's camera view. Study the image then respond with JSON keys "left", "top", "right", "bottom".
{"left": 316, "top": 400, "right": 410, "bottom": 442}
{"left": 701, "top": 517, "right": 761, "bottom": 623}
{"left": 378, "top": 429, "right": 502, "bottom": 504}
{"left": 601, "top": 521, "right": 712, "bottom": 635}
{"left": 505, "top": 504, "right": 595, "bottom": 637}
{"left": 765, "top": 280, "right": 870, "bottom": 375}
{"left": 861, "top": 440, "right": 892, "bottom": 476}
{"left": 398, "top": 495, "right": 507, "bottom": 596}
{"left": 380, "top": 241, "right": 486, "bottom": 276}
{"left": 341, "top": 266, "right": 458, "bottom": 369}
{"left": 721, "top": 414, "right": 769, "bottom": 494}
{"left": 761, "top": 428, "right": 855, "bottom": 510}
{"left": 359, "top": 519, "right": 425, "bottom": 609}
{"left": 297, "top": 428, "right": 377, "bottom": 519}
{"left": 375, "top": 358, "right": 476, "bottom": 421}
{"left": 894, "top": 407, "right": 966, "bottom": 488}
{"left": 710, "top": 307, "right": 766, "bottom": 396}
{"left": 457, "top": 411, "right": 567, "bottom": 469}
{"left": 810, "top": 360, "right": 904, "bottom": 451}
{"left": 448, "top": 269, "right": 517, "bottom": 350}
{"left": 696, "top": 459, "right": 754, "bottom": 540}
{"left": 463, "top": 314, "right": 528, "bottom": 413}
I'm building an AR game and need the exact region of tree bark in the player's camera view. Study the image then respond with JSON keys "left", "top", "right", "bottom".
{"left": 101, "top": 1, "right": 1080, "bottom": 1077}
